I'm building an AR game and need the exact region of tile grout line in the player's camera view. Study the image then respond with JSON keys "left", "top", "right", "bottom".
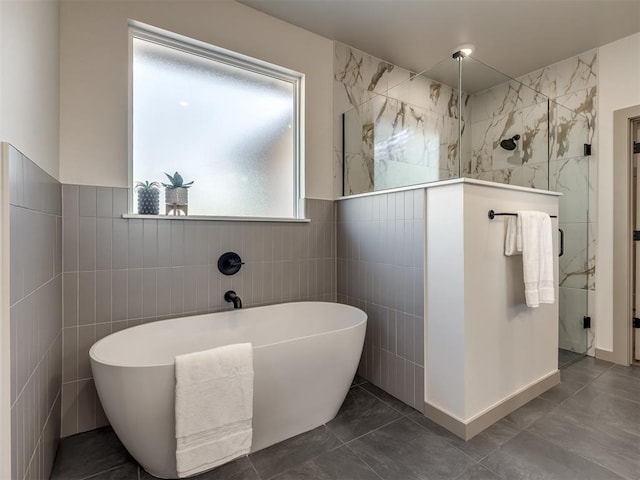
{"left": 341, "top": 416, "right": 405, "bottom": 447}
{"left": 258, "top": 410, "right": 404, "bottom": 480}
{"left": 354, "top": 383, "right": 412, "bottom": 412}
{"left": 253, "top": 425, "right": 345, "bottom": 480}
{"left": 475, "top": 458, "right": 504, "bottom": 479}
{"left": 10, "top": 328, "right": 62, "bottom": 410}
{"left": 403, "top": 413, "right": 482, "bottom": 466}
{"left": 246, "top": 455, "right": 263, "bottom": 480}
{"left": 10, "top": 269, "right": 61, "bottom": 309}
{"left": 566, "top": 361, "right": 616, "bottom": 398}
{"left": 524, "top": 427, "right": 632, "bottom": 480}
{"left": 342, "top": 443, "right": 386, "bottom": 480}
{"left": 76, "top": 462, "right": 133, "bottom": 480}
{"left": 518, "top": 360, "right": 633, "bottom": 478}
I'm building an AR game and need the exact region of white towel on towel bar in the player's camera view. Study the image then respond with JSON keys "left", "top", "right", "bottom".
{"left": 505, "top": 211, "right": 555, "bottom": 308}
{"left": 175, "top": 343, "right": 254, "bottom": 478}
{"left": 504, "top": 216, "right": 519, "bottom": 256}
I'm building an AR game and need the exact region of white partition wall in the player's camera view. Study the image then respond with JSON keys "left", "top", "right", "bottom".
{"left": 425, "top": 179, "right": 560, "bottom": 439}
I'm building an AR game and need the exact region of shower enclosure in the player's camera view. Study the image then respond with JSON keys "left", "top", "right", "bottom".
{"left": 342, "top": 53, "right": 593, "bottom": 365}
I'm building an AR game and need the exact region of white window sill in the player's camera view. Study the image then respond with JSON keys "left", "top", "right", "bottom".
{"left": 122, "top": 214, "right": 311, "bottom": 223}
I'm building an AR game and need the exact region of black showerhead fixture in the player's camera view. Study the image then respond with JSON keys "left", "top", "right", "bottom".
{"left": 500, "top": 134, "right": 520, "bottom": 151}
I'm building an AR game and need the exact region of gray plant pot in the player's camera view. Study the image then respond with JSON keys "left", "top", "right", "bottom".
{"left": 137, "top": 188, "right": 160, "bottom": 215}
{"left": 165, "top": 187, "right": 188, "bottom": 205}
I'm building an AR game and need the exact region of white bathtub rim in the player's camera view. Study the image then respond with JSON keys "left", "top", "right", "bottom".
{"left": 89, "top": 301, "right": 367, "bottom": 369}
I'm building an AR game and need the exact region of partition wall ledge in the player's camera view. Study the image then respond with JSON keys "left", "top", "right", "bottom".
{"left": 337, "top": 177, "right": 563, "bottom": 201}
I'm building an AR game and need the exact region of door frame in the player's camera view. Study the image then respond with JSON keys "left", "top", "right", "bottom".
{"left": 608, "top": 105, "right": 640, "bottom": 365}
{"left": 634, "top": 117, "right": 640, "bottom": 363}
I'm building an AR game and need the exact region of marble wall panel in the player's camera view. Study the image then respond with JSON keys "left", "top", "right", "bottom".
{"left": 555, "top": 87, "right": 597, "bottom": 147}
{"left": 466, "top": 48, "right": 597, "bottom": 354}
{"left": 470, "top": 111, "right": 522, "bottom": 174}
{"left": 335, "top": 43, "right": 598, "bottom": 354}
{"left": 517, "top": 64, "right": 557, "bottom": 99}
{"left": 558, "top": 287, "right": 589, "bottom": 353}
{"left": 335, "top": 42, "right": 466, "bottom": 195}
{"left": 470, "top": 78, "right": 544, "bottom": 124}
{"left": 550, "top": 156, "right": 590, "bottom": 223}
{"left": 334, "top": 45, "right": 387, "bottom": 105}
{"left": 559, "top": 223, "right": 589, "bottom": 290}
{"left": 551, "top": 103, "right": 591, "bottom": 161}
{"left": 475, "top": 167, "right": 523, "bottom": 186}
{"left": 521, "top": 102, "right": 550, "bottom": 165}
{"left": 468, "top": 87, "right": 548, "bottom": 184}
{"left": 345, "top": 154, "right": 374, "bottom": 195}
{"left": 440, "top": 117, "right": 461, "bottom": 177}
{"left": 391, "top": 73, "right": 462, "bottom": 120}
{"left": 555, "top": 49, "right": 598, "bottom": 97}
{"left": 522, "top": 163, "right": 549, "bottom": 190}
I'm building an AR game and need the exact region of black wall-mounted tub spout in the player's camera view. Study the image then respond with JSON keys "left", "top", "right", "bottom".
{"left": 224, "top": 290, "right": 243, "bottom": 309}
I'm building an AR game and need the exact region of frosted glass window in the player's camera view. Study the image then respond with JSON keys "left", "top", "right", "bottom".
{"left": 132, "top": 32, "right": 299, "bottom": 217}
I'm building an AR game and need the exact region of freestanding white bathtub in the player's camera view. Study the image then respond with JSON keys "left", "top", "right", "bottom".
{"left": 89, "top": 301, "right": 366, "bottom": 479}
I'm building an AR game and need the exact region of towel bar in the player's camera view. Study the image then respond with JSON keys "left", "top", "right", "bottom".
{"left": 488, "top": 209, "right": 558, "bottom": 220}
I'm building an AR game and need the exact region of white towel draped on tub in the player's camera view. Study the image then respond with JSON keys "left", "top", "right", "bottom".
{"left": 505, "top": 211, "right": 555, "bottom": 308}
{"left": 175, "top": 343, "right": 254, "bottom": 478}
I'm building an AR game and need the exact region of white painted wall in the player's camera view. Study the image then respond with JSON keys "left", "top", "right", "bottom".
{"left": 0, "top": 0, "right": 60, "bottom": 179}
{"left": 425, "top": 180, "right": 559, "bottom": 422}
{"left": 462, "top": 182, "right": 559, "bottom": 419}
{"left": 596, "top": 32, "right": 640, "bottom": 352}
{"left": 59, "top": 0, "right": 334, "bottom": 199}
{"left": 0, "top": 2, "right": 59, "bottom": 477}
{"left": 426, "top": 184, "right": 466, "bottom": 418}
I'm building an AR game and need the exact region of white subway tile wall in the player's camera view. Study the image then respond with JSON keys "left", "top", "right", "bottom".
{"left": 61, "top": 190, "right": 336, "bottom": 436}
{"left": 337, "top": 189, "right": 425, "bottom": 412}
{"left": 8, "top": 144, "right": 62, "bottom": 480}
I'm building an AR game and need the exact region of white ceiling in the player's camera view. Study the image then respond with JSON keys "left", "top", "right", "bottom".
{"left": 237, "top": 0, "right": 640, "bottom": 79}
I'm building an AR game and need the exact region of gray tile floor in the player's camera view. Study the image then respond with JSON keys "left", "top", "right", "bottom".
{"left": 558, "top": 348, "right": 586, "bottom": 369}
{"left": 50, "top": 357, "right": 640, "bottom": 480}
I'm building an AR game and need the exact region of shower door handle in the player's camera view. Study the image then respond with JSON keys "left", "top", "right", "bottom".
{"left": 559, "top": 228, "right": 564, "bottom": 257}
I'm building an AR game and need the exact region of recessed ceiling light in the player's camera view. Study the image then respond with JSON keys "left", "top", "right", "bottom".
{"left": 179, "top": 101, "right": 189, "bottom": 107}
{"left": 452, "top": 45, "right": 474, "bottom": 59}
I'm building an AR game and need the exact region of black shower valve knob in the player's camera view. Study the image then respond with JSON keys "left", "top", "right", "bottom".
{"left": 217, "top": 252, "right": 244, "bottom": 275}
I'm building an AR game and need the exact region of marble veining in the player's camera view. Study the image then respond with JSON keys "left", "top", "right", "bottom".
{"left": 521, "top": 103, "right": 549, "bottom": 165}
{"left": 517, "top": 65, "right": 557, "bottom": 99}
{"left": 369, "top": 62, "right": 395, "bottom": 92}
{"left": 336, "top": 45, "right": 598, "bottom": 353}
{"left": 337, "top": 42, "right": 474, "bottom": 193}
{"left": 559, "top": 223, "right": 590, "bottom": 289}
{"left": 556, "top": 49, "right": 598, "bottom": 97}
{"left": 551, "top": 157, "right": 590, "bottom": 223}
{"left": 551, "top": 102, "right": 593, "bottom": 161}
{"left": 470, "top": 79, "right": 546, "bottom": 124}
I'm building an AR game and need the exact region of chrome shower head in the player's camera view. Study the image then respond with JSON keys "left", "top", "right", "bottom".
{"left": 500, "top": 134, "right": 521, "bottom": 151}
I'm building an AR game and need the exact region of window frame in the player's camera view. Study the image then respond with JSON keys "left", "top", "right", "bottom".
{"left": 128, "top": 22, "right": 303, "bottom": 219}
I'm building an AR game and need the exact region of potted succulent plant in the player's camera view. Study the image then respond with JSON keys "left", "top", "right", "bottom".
{"left": 162, "top": 171, "right": 194, "bottom": 215}
{"left": 135, "top": 181, "right": 161, "bottom": 215}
